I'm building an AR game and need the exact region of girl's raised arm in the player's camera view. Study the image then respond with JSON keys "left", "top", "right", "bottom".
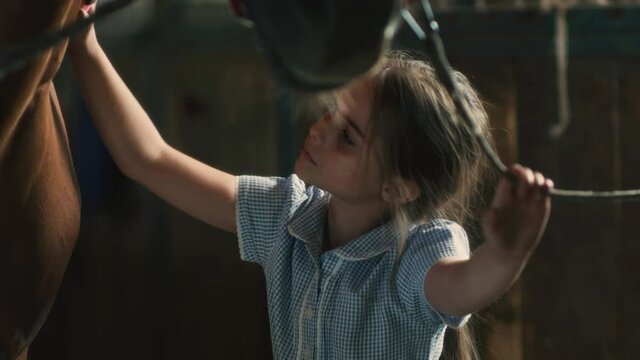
{"left": 69, "top": 5, "right": 237, "bottom": 233}
{"left": 423, "top": 164, "right": 553, "bottom": 317}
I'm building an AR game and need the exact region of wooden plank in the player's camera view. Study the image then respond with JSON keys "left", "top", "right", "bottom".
{"left": 518, "top": 57, "right": 622, "bottom": 359}
{"left": 615, "top": 57, "right": 640, "bottom": 358}
{"left": 164, "top": 53, "right": 276, "bottom": 359}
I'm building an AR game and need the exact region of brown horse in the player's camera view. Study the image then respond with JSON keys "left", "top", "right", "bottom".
{"left": 0, "top": 0, "right": 83, "bottom": 359}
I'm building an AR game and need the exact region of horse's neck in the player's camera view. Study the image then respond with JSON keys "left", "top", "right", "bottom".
{"left": 0, "top": 1, "right": 82, "bottom": 359}
{"left": 0, "top": 0, "right": 78, "bottom": 154}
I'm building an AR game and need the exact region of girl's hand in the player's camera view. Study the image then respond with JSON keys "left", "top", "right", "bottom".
{"left": 69, "top": 0, "right": 98, "bottom": 55}
{"left": 482, "top": 164, "right": 554, "bottom": 262}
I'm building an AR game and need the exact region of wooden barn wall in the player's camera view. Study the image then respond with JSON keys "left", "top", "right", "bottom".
{"left": 427, "top": 7, "right": 640, "bottom": 360}
{"left": 27, "top": 3, "right": 640, "bottom": 360}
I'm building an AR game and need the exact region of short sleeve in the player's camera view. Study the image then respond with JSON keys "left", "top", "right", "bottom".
{"left": 235, "top": 175, "right": 305, "bottom": 266}
{"left": 396, "top": 220, "right": 471, "bottom": 329}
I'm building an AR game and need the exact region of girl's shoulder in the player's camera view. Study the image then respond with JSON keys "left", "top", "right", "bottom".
{"left": 409, "top": 218, "right": 466, "bottom": 237}
{"left": 406, "top": 219, "right": 470, "bottom": 255}
{"left": 239, "top": 173, "right": 314, "bottom": 201}
{"left": 275, "top": 174, "right": 331, "bottom": 222}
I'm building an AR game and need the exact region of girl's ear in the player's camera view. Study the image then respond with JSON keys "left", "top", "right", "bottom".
{"left": 381, "top": 178, "right": 421, "bottom": 205}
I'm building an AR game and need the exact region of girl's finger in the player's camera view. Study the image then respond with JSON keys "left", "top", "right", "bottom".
{"left": 516, "top": 166, "right": 534, "bottom": 199}
{"left": 544, "top": 178, "right": 554, "bottom": 194}
{"left": 491, "top": 175, "right": 514, "bottom": 209}
{"left": 534, "top": 172, "right": 545, "bottom": 187}
{"left": 82, "top": 4, "right": 96, "bottom": 14}
{"left": 533, "top": 171, "right": 545, "bottom": 201}
{"left": 82, "top": 0, "right": 97, "bottom": 14}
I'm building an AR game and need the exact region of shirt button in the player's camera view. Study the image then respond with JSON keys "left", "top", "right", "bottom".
{"left": 304, "top": 349, "right": 312, "bottom": 359}
{"left": 305, "top": 307, "right": 313, "bottom": 319}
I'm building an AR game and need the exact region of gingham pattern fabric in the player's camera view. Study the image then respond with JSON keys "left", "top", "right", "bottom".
{"left": 236, "top": 175, "right": 471, "bottom": 360}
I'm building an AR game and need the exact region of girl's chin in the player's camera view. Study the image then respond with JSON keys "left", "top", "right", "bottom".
{"left": 293, "top": 158, "right": 308, "bottom": 177}
{"left": 293, "top": 160, "right": 302, "bottom": 176}
{"left": 294, "top": 169, "right": 309, "bottom": 183}
{"left": 293, "top": 167, "right": 314, "bottom": 186}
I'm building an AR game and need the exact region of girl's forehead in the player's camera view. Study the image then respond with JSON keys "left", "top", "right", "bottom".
{"left": 337, "top": 79, "right": 375, "bottom": 130}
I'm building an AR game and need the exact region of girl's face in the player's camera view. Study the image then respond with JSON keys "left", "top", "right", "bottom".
{"left": 294, "top": 79, "right": 386, "bottom": 205}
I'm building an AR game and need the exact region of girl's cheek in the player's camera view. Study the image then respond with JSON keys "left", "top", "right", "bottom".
{"left": 337, "top": 143, "right": 353, "bottom": 155}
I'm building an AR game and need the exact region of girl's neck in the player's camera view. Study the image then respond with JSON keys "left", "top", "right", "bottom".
{"left": 324, "top": 197, "right": 389, "bottom": 251}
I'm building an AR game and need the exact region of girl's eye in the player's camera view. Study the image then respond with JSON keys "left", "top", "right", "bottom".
{"left": 342, "top": 128, "right": 355, "bottom": 146}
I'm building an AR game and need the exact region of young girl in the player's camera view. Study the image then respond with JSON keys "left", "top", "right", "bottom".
{"left": 69, "top": 4, "right": 553, "bottom": 359}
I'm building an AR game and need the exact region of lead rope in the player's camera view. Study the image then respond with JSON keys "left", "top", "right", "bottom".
{"left": 403, "top": 1, "right": 640, "bottom": 201}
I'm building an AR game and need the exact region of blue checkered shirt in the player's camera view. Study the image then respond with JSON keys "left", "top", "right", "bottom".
{"left": 236, "top": 175, "right": 471, "bottom": 360}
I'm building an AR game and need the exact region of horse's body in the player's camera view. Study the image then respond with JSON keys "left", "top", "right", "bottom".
{"left": 0, "top": 1, "right": 82, "bottom": 359}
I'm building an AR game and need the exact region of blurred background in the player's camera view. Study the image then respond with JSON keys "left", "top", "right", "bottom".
{"left": 29, "top": 0, "right": 640, "bottom": 359}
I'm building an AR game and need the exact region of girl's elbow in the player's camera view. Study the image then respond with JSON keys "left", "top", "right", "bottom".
{"left": 117, "top": 142, "right": 168, "bottom": 182}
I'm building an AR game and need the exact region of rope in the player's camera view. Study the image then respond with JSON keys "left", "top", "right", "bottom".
{"left": 403, "top": 2, "right": 640, "bottom": 202}
{"left": 0, "top": 0, "right": 136, "bottom": 81}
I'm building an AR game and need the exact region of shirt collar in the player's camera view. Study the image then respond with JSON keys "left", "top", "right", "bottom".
{"left": 287, "top": 186, "right": 330, "bottom": 248}
{"left": 287, "top": 186, "right": 397, "bottom": 261}
{"left": 333, "top": 221, "right": 397, "bottom": 260}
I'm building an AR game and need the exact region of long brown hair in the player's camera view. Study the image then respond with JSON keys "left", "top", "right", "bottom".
{"left": 369, "top": 51, "right": 497, "bottom": 360}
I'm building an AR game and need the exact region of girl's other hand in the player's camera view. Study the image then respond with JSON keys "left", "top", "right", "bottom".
{"left": 69, "top": 0, "right": 98, "bottom": 55}
{"left": 482, "top": 164, "right": 554, "bottom": 262}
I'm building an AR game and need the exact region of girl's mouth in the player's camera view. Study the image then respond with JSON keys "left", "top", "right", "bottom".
{"left": 302, "top": 146, "right": 317, "bottom": 165}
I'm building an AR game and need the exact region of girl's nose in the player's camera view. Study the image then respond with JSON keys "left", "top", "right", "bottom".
{"left": 309, "top": 113, "right": 330, "bottom": 144}
{"left": 308, "top": 123, "right": 320, "bottom": 144}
